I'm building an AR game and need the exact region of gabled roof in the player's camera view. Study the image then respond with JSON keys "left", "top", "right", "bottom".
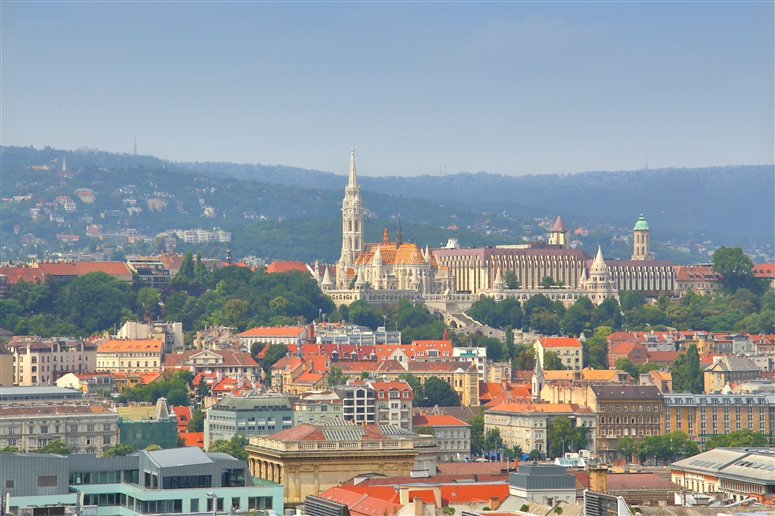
{"left": 238, "top": 326, "right": 307, "bottom": 337}
{"left": 97, "top": 338, "right": 163, "bottom": 353}
{"left": 550, "top": 216, "right": 568, "bottom": 232}
{"left": 705, "top": 355, "right": 759, "bottom": 373}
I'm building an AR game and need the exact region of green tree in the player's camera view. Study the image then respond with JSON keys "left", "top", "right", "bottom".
{"left": 540, "top": 276, "right": 557, "bottom": 289}
{"left": 260, "top": 344, "right": 290, "bottom": 379}
{"left": 327, "top": 365, "right": 345, "bottom": 387}
{"left": 136, "top": 287, "right": 162, "bottom": 321}
{"left": 187, "top": 408, "right": 205, "bottom": 432}
{"left": 0, "top": 446, "right": 20, "bottom": 452}
{"left": 505, "top": 270, "right": 520, "bottom": 289}
{"left": 55, "top": 271, "right": 133, "bottom": 334}
{"left": 530, "top": 308, "right": 561, "bottom": 335}
{"left": 468, "top": 412, "right": 484, "bottom": 456}
{"left": 528, "top": 449, "right": 542, "bottom": 460}
{"left": 423, "top": 377, "right": 461, "bottom": 407}
{"left": 616, "top": 436, "right": 637, "bottom": 462}
{"left": 543, "top": 350, "right": 566, "bottom": 370}
{"left": 208, "top": 434, "right": 248, "bottom": 461}
{"left": 547, "top": 418, "right": 588, "bottom": 458}
{"left": 594, "top": 298, "right": 623, "bottom": 329}
{"left": 102, "top": 443, "right": 135, "bottom": 457}
{"left": 704, "top": 429, "right": 768, "bottom": 450}
{"left": 671, "top": 344, "right": 703, "bottom": 394}
{"left": 399, "top": 373, "right": 425, "bottom": 405}
{"left": 34, "top": 440, "right": 70, "bottom": 454}
{"left": 513, "top": 345, "right": 536, "bottom": 371}
{"left": 561, "top": 298, "right": 594, "bottom": 336}
{"left": 712, "top": 246, "right": 759, "bottom": 293}
{"left": 171, "top": 251, "right": 195, "bottom": 288}
{"left": 615, "top": 357, "right": 640, "bottom": 382}
{"left": 483, "top": 427, "right": 502, "bottom": 452}
{"left": 145, "top": 444, "right": 163, "bottom": 451}
{"left": 348, "top": 300, "right": 384, "bottom": 329}
{"left": 620, "top": 291, "right": 646, "bottom": 311}
{"left": 583, "top": 326, "right": 610, "bottom": 370}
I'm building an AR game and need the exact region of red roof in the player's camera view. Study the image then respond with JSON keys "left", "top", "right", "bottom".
{"left": 238, "top": 326, "right": 306, "bottom": 337}
{"left": 538, "top": 337, "right": 582, "bottom": 348}
{"left": 646, "top": 351, "right": 680, "bottom": 364}
{"left": 266, "top": 261, "right": 308, "bottom": 274}
{"left": 0, "top": 266, "right": 45, "bottom": 283}
{"left": 178, "top": 431, "right": 205, "bottom": 448}
{"left": 172, "top": 406, "right": 193, "bottom": 431}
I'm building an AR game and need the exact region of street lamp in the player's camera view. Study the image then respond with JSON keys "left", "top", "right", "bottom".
{"left": 206, "top": 492, "right": 217, "bottom": 516}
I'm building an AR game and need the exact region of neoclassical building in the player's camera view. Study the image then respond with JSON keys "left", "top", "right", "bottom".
{"left": 318, "top": 149, "right": 671, "bottom": 308}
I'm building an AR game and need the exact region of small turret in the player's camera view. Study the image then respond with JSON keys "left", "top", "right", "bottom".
{"left": 321, "top": 266, "right": 333, "bottom": 291}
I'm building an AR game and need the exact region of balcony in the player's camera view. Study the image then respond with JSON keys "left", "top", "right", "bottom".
{"left": 249, "top": 435, "right": 414, "bottom": 452}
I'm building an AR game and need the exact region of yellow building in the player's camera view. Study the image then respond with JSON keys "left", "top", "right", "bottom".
{"left": 96, "top": 338, "right": 163, "bottom": 374}
{"left": 246, "top": 419, "right": 418, "bottom": 506}
{"left": 663, "top": 392, "right": 775, "bottom": 447}
{"left": 535, "top": 337, "right": 583, "bottom": 371}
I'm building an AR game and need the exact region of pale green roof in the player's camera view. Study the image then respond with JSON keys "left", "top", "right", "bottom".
{"left": 634, "top": 215, "right": 649, "bottom": 231}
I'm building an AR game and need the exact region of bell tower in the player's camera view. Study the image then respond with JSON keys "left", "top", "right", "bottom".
{"left": 338, "top": 147, "right": 365, "bottom": 286}
{"left": 632, "top": 214, "right": 650, "bottom": 260}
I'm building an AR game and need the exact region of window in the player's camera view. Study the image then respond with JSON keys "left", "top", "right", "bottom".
{"left": 6, "top": 480, "right": 14, "bottom": 489}
{"left": 70, "top": 425, "right": 78, "bottom": 433}
{"left": 104, "top": 424, "right": 111, "bottom": 431}
{"left": 37, "top": 475, "right": 58, "bottom": 487}
{"left": 103, "top": 435, "right": 111, "bottom": 445}
{"left": 190, "top": 499, "right": 199, "bottom": 513}
{"left": 232, "top": 497, "right": 241, "bottom": 510}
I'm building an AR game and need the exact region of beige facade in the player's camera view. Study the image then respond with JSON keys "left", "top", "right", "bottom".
{"left": 591, "top": 385, "right": 665, "bottom": 462}
{"left": 0, "top": 346, "right": 13, "bottom": 386}
{"left": 485, "top": 402, "right": 596, "bottom": 454}
{"left": 703, "top": 355, "right": 761, "bottom": 394}
{"left": 0, "top": 404, "right": 119, "bottom": 454}
{"left": 663, "top": 392, "right": 775, "bottom": 447}
{"left": 246, "top": 420, "right": 417, "bottom": 506}
{"left": 96, "top": 338, "right": 163, "bottom": 374}
{"left": 7, "top": 337, "right": 96, "bottom": 386}
{"left": 534, "top": 337, "right": 583, "bottom": 371}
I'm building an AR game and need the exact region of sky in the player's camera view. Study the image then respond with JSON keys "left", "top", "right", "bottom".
{"left": 2, "top": 2, "right": 773, "bottom": 177}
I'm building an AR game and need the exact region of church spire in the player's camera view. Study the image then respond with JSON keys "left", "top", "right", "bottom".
{"left": 348, "top": 145, "right": 357, "bottom": 187}
{"left": 532, "top": 352, "right": 545, "bottom": 401}
{"left": 396, "top": 212, "right": 403, "bottom": 246}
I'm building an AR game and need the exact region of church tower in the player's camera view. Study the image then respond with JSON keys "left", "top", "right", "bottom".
{"left": 338, "top": 147, "right": 365, "bottom": 287}
{"left": 531, "top": 353, "right": 545, "bottom": 401}
{"left": 548, "top": 216, "right": 569, "bottom": 248}
{"left": 631, "top": 214, "right": 650, "bottom": 260}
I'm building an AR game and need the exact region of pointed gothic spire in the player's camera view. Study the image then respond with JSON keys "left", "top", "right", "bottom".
{"left": 348, "top": 145, "right": 357, "bottom": 187}
{"left": 373, "top": 245, "right": 382, "bottom": 265}
{"left": 396, "top": 212, "right": 403, "bottom": 246}
{"left": 321, "top": 266, "right": 333, "bottom": 286}
{"left": 382, "top": 226, "right": 391, "bottom": 245}
{"left": 593, "top": 245, "right": 606, "bottom": 271}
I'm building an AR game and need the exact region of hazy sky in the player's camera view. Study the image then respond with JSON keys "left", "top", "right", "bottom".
{"left": 3, "top": 2, "right": 773, "bottom": 177}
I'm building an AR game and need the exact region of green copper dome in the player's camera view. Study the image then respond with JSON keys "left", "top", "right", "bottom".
{"left": 633, "top": 215, "right": 649, "bottom": 231}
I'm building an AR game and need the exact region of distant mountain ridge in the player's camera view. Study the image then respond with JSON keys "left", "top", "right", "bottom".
{"left": 3, "top": 146, "right": 772, "bottom": 244}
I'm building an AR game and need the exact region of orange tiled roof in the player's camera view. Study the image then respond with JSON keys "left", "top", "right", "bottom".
{"left": 538, "top": 337, "right": 582, "bottom": 348}
{"left": 178, "top": 431, "right": 205, "bottom": 448}
{"left": 0, "top": 267, "right": 45, "bottom": 283}
{"left": 97, "top": 339, "right": 163, "bottom": 353}
{"left": 487, "top": 402, "right": 579, "bottom": 414}
{"left": 266, "top": 261, "right": 308, "bottom": 273}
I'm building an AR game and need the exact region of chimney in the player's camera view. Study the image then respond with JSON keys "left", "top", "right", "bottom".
{"left": 589, "top": 466, "right": 608, "bottom": 494}
{"left": 414, "top": 498, "right": 424, "bottom": 516}
{"left": 489, "top": 497, "right": 500, "bottom": 510}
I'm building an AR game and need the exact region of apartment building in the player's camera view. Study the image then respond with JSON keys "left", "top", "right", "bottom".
{"left": 0, "top": 404, "right": 119, "bottom": 455}
{"left": 6, "top": 337, "right": 97, "bottom": 386}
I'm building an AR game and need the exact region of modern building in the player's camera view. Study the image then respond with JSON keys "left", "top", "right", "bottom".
{"left": 412, "top": 414, "right": 470, "bottom": 461}
{"left": 0, "top": 403, "right": 119, "bottom": 454}
{"left": 6, "top": 337, "right": 97, "bottom": 386}
{"left": 509, "top": 463, "right": 577, "bottom": 504}
{"left": 670, "top": 447, "right": 775, "bottom": 503}
{"left": 663, "top": 392, "right": 775, "bottom": 446}
{"left": 334, "top": 379, "right": 414, "bottom": 429}
{"left": 314, "top": 324, "right": 402, "bottom": 346}
{"left": 96, "top": 339, "right": 163, "bottom": 374}
{"left": 453, "top": 347, "right": 488, "bottom": 381}
{"left": 0, "top": 447, "right": 283, "bottom": 516}
{"left": 204, "top": 394, "right": 294, "bottom": 448}
{"left": 246, "top": 418, "right": 419, "bottom": 506}
{"left": 126, "top": 258, "right": 171, "bottom": 287}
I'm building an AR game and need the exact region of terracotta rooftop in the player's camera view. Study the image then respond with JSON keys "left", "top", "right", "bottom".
{"left": 538, "top": 337, "right": 582, "bottom": 348}
{"left": 413, "top": 414, "right": 469, "bottom": 427}
{"left": 266, "top": 261, "right": 309, "bottom": 274}
{"left": 97, "top": 339, "right": 162, "bottom": 353}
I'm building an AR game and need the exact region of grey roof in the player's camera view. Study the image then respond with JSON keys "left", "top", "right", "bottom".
{"left": 672, "top": 448, "right": 750, "bottom": 472}
{"left": 672, "top": 448, "right": 775, "bottom": 485}
{"left": 705, "top": 355, "right": 760, "bottom": 373}
{"left": 145, "top": 446, "right": 213, "bottom": 468}
{"left": 210, "top": 395, "right": 292, "bottom": 411}
{"left": 510, "top": 463, "right": 576, "bottom": 491}
{"left": 205, "top": 452, "right": 240, "bottom": 462}
{"left": 591, "top": 385, "right": 663, "bottom": 400}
